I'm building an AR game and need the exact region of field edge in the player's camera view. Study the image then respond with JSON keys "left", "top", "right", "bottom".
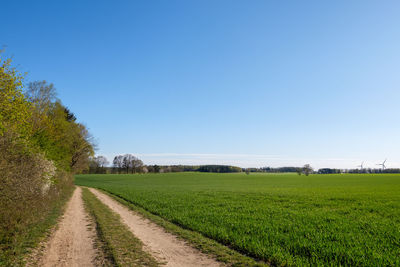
{"left": 93, "top": 187, "right": 269, "bottom": 267}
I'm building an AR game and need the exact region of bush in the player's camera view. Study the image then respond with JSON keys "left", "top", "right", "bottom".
{"left": 0, "top": 52, "right": 93, "bottom": 265}
{"left": 0, "top": 130, "right": 74, "bottom": 264}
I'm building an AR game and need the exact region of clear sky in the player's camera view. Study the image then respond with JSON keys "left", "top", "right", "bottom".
{"left": 2, "top": 1, "right": 400, "bottom": 169}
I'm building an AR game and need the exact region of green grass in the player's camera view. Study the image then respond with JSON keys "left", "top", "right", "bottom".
{"left": 81, "top": 187, "right": 159, "bottom": 267}
{"left": 99, "top": 189, "right": 267, "bottom": 266}
{"left": 0, "top": 185, "right": 73, "bottom": 267}
{"left": 76, "top": 172, "right": 400, "bottom": 266}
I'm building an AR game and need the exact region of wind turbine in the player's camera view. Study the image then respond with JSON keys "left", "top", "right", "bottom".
{"left": 376, "top": 159, "right": 387, "bottom": 170}
{"left": 357, "top": 161, "right": 364, "bottom": 170}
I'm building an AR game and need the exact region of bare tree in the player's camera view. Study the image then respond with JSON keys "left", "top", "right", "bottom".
{"left": 25, "top": 81, "right": 57, "bottom": 113}
{"left": 113, "top": 155, "right": 124, "bottom": 174}
{"left": 303, "top": 164, "right": 313, "bottom": 176}
{"left": 96, "top": 156, "right": 109, "bottom": 168}
{"left": 89, "top": 155, "right": 109, "bottom": 173}
{"left": 113, "top": 154, "right": 144, "bottom": 174}
{"left": 122, "top": 154, "right": 135, "bottom": 173}
{"left": 131, "top": 157, "right": 143, "bottom": 173}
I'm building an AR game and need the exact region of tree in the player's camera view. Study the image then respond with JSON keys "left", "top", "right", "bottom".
{"left": 25, "top": 81, "right": 57, "bottom": 132}
{"left": 25, "top": 80, "right": 57, "bottom": 113}
{"left": 113, "top": 155, "right": 124, "bottom": 173}
{"left": 154, "top": 165, "right": 160, "bottom": 173}
{"left": 122, "top": 154, "right": 134, "bottom": 173}
{"left": 198, "top": 165, "right": 242, "bottom": 173}
{"left": 131, "top": 157, "right": 143, "bottom": 173}
{"left": 0, "top": 56, "right": 33, "bottom": 138}
{"left": 120, "top": 154, "right": 143, "bottom": 173}
{"left": 64, "top": 107, "right": 76, "bottom": 122}
{"left": 23, "top": 82, "right": 95, "bottom": 173}
{"left": 0, "top": 53, "right": 95, "bottom": 263}
{"left": 89, "top": 155, "right": 109, "bottom": 173}
{"left": 96, "top": 156, "right": 109, "bottom": 168}
{"left": 303, "top": 164, "right": 313, "bottom": 176}
{"left": 69, "top": 123, "right": 95, "bottom": 173}
{"left": 112, "top": 154, "right": 143, "bottom": 174}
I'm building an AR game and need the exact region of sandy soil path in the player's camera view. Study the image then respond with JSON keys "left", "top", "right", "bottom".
{"left": 39, "top": 187, "right": 97, "bottom": 267}
{"left": 89, "top": 188, "right": 221, "bottom": 267}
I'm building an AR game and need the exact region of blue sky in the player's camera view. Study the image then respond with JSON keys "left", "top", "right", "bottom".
{"left": 2, "top": 1, "right": 400, "bottom": 168}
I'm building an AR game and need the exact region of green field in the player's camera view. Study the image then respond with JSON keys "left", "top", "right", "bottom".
{"left": 75, "top": 173, "right": 400, "bottom": 266}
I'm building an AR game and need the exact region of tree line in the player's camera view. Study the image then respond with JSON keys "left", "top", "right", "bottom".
{"left": 85, "top": 155, "right": 245, "bottom": 174}
{"left": 318, "top": 168, "right": 400, "bottom": 174}
{"left": 87, "top": 156, "right": 400, "bottom": 176}
{"left": 87, "top": 157, "right": 316, "bottom": 175}
{"left": 0, "top": 53, "right": 94, "bottom": 264}
{"left": 242, "top": 165, "right": 314, "bottom": 175}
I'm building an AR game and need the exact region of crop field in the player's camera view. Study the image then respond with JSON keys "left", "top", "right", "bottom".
{"left": 75, "top": 173, "right": 400, "bottom": 266}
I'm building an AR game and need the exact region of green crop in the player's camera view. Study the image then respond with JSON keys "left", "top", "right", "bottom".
{"left": 75, "top": 173, "right": 400, "bottom": 266}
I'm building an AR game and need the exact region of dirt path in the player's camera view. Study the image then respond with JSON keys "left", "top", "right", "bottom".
{"left": 39, "top": 187, "right": 98, "bottom": 267}
{"left": 89, "top": 188, "right": 221, "bottom": 267}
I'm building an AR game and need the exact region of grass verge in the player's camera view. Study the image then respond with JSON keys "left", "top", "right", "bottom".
{"left": 81, "top": 187, "right": 159, "bottom": 267}
{"left": 1, "top": 185, "right": 74, "bottom": 266}
{"left": 96, "top": 188, "right": 268, "bottom": 267}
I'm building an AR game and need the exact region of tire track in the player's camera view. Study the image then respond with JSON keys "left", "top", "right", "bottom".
{"left": 89, "top": 188, "right": 221, "bottom": 267}
{"left": 39, "top": 187, "right": 98, "bottom": 267}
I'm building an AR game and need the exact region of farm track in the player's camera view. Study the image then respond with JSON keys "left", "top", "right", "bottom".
{"left": 38, "top": 187, "right": 98, "bottom": 266}
{"left": 88, "top": 187, "right": 221, "bottom": 267}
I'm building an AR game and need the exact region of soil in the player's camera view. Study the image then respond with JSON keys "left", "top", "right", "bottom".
{"left": 89, "top": 188, "right": 221, "bottom": 267}
{"left": 38, "top": 187, "right": 98, "bottom": 267}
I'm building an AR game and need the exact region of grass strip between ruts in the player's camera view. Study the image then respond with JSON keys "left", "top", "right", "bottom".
{"left": 81, "top": 187, "right": 159, "bottom": 267}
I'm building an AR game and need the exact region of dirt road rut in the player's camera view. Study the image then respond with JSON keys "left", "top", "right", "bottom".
{"left": 89, "top": 188, "right": 221, "bottom": 267}
{"left": 39, "top": 187, "right": 97, "bottom": 266}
